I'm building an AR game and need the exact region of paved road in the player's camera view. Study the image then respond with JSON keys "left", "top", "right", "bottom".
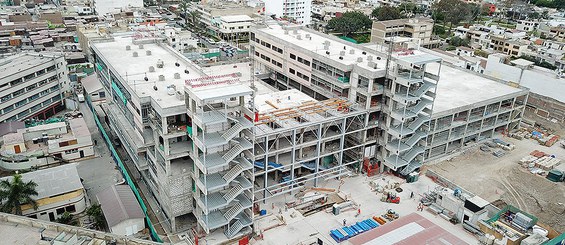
{"left": 75, "top": 102, "right": 121, "bottom": 205}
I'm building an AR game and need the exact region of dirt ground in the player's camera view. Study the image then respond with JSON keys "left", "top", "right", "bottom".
{"left": 427, "top": 135, "right": 565, "bottom": 233}
{"left": 524, "top": 110, "right": 565, "bottom": 136}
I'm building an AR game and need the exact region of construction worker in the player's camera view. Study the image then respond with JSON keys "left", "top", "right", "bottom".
{"left": 343, "top": 219, "right": 346, "bottom": 226}
{"left": 410, "top": 191, "right": 414, "bottom": 199}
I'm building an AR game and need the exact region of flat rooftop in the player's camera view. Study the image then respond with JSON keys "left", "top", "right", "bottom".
{"left": 255, "top": 89, "right": 316, "bottom": 114}
{"left": 432, "top": 63, "right": 524, "bottom": 116}
{"left": 92, "top": 36, "right": 206, "bottom": 109}
{"left": 256, "top": 26, "right": 388, "bottom": 71}
{"left": 347, "top": 213, "right": 468, "bottom": 245}
{"left": 0, "top": 164, "right": 83, "bottom": 200}
{"left": 0, "top": 53, "right": 61, "bottom": 79}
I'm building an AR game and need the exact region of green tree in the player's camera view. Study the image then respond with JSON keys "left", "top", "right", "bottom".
{"left": 449, "top": 36, "right": 470, "bottom": 47}
{"left": 0, "top": 174, "right": 38, "bottom": 215}
{"left": 86, "top": 204, "right": 106, "bottom": 230}
{"left": 56, "top": 211, "right": 77, "bottom": 226}
{"left": 178, "top": 0, "right": 190, "bottom": 25}
{"left": 327, "top": 11, "right": 372, "bottom": 36}
{"left": 371, "top": 6, "right": 405, "bottom": 20}
{"left": 432, "top": 0, "right": 472, "bottom": 34}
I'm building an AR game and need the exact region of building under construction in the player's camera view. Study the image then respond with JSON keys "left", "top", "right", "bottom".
{"left": 89, "top": 25, "right": 528, "bottom": 241}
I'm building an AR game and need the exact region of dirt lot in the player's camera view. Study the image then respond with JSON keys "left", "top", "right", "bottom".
{"left": 427, "top": 135, "right": 565, "bottom": 233}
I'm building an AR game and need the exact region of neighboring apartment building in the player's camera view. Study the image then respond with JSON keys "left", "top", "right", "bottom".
{"left": 489, "top": 35, "right": 528, "bottom": 57}
{"left": 191, "top": 2, "right": 260, "bottom": 38}
{"left": 265, "top": 0, "right": 312, "bottom": 25}
{"left": 516, "top": 20, "right": 540, "bottom": 32}
{"left": 0, "top": 117, "right": 94, "bottom": 170}
{"left": 0, "top": 164, "right": 87, "bottom": 222}
{"left": 93, "top": 0, "right": 143, "bottom": 16}
{"left": 216, "top": 15, "right": 254, "bottom": 42}
{"left": 0, "top": 53, "right": 70, "bottom": 123}
{"left": 370, "top": 18, "right": 440, "bottom": 48}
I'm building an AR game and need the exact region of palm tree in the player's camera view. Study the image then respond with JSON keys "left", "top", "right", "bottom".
{"left": 0, "top": 174, "right": 38, "bottom": 215}
{"left": 179, "top": 0, "right": 190, "bottom": 26}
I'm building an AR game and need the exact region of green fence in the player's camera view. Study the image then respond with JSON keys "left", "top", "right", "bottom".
{"left": 87, "top": 98, "right": 162, "bottom": 242}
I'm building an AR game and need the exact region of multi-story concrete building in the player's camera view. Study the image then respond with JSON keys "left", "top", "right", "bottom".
{"left": 191, "top": 1, "right": 260, "bottom": 38}
{"left": 371, "top": 18, "right": 440, "bottom": 48}
{"left": 216, "top": 15, "right": 254, "bottom": 42}
{"left": 265, "top": 0, "right": 312, "bottom": 25}
{"left": 251, "top": 26, "right": 527, "bottom": 173}
{"left": 0, "top": 53, "right": 70, "bottom": 123}
{"left": 88, "top": 25, "right": 528, "bottom": 242}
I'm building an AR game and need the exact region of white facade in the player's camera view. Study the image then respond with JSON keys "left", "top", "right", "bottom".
{"left": 93, "top": 0, "right": 143, "bottom": 16}
{"left": 265, "top": 0, "right": 312, "bottom": 25}
{"left": 111, "top": 218, "right": 145, "bottom": 236}
{"left": 0, "top": 53, "right": 70, "bottom": 123}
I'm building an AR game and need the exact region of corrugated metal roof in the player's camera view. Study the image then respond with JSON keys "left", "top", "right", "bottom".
{"left": 0, "top": 164, "right": 83, "bottom": 200}
{"left": 96, "top": 185, "right": 144, "bottom": 228}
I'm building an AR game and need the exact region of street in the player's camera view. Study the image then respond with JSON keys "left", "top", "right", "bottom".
{"left": 75, "top": 102, "right": 122, "bottom": 205}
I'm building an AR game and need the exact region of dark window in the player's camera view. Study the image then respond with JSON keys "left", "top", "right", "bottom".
{"left": 56, "top": 207, "right": 65, "bottom": 215}
{"left": 65, "top": 205, "right": 76, "bottom": 213}
{"left": 290, "top": 54, "right": 296, "bottom": 60}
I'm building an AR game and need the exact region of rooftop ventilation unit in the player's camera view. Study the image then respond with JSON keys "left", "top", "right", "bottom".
{"left": 339, "top": 56, "right": 343, "bottom": 60}
{"left": 184, "top": 69, "right": 190, "bottom": 74}
{"left": 167, "top": 84, "right": 176, "bottom": 95}
{"left": 284, "top": 30, "right": 289, "bottom": 35}
{"left": 297, "top": 34, "right": 302, "bottom": 40}
{"left": 126, "top": 45, "right": 131, "bottom": 51}
{"left": 324, "top": 40, "right": 330, "bottom": 46}
{"left": 368, "top": 61, "right": 375, "bottom": 68}
{"left": 340, "top": 51, "right": 345, "bottom": 56}
{"left": 149, "top": 66, "right": 155, "bottom": 72}
{"left": 377, "top": 57, "right": 382, "bottom": 60}
{"left": 132, "top": 51, "right": 138, "bottom": 57}
{"left": 326, "top": 51, "right": 330, "bottom": 55}
{"left": 139, "top": 44, "right": 144, "bottom": 49}
{"left": 324, "top": 45, "right": 329, "bottom": 50}
{"left": 293, "top": 29, "right": 298, "bottom": 34}
{"left": 153, "top": 85, "right": 158, "bottom": 91}
{"left": 159, "top": 75, "right": 165, "bottom": 81}
{"left": 157, "top": 59, "right": 164, "bottom": 68}
{"left": 357, "top": 57, "right": 363, "bottom": 63}
{"left": 305, "top": 34, "right": 311, "bottom": 39}
{"left": 175, "top": 61, "right": 180, "bottom": 67}
{"left": 146, "top": 50, "right": 151, "bottom": 56}
{"left": 367, "top": 56, "right": 373, "bottom": 61}
{"left": 174, "top": 73, "right": 180, "bottom": 79}
{"left": 176, "top": 91, "right": 184, "bottom": 100}
{"left": 362, "top": 51, "right": 367, "bottom": 55}
{"left": 349, "top": 49, "right": 355, "bottom": 54}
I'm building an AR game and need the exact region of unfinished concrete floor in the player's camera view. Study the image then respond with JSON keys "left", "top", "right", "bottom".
{"left": 253, "top": 173, "right": 478, "bottom": 245}
{"left": 427, "top": 135, "right": 565, "bottom": 233}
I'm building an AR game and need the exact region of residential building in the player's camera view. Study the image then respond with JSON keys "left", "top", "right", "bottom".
{"left": 549, "top": 27, "right": 565, "bottom": 41}
{"left": 265, "top": 0, "right": 312, "bottom": 25}
{"left": 93, "top": 0, "right": 143, "bottom": 16}
{"left": 0, "top": 164, "right": 87, "bottom": 222}
{"left": 216, "top": 15, "right": 254, "bottom": 42}
{"left": 516, "top": 20, "right": 540, "bottom": 32}
{"left": 0, "top": 117, "right": 94, "bottom": 170}
{"left": 81, "top": 73, "right": 106, "bottom": 104}
{"left": 191, "top": 2, "right": 260, "bottom": 38}
{"left": 0, "top": 53, "right": 70, "bottom": 123}
{"left": 370, "top": 18, "right": 440, "bottom": 48}
{"left": 97, "top": 185, "right": 145, "bottom": 236}
{"left": 489, "top": 35, "right": 528, "bottom": 57}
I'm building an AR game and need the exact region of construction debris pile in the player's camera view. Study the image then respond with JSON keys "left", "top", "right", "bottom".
{"left": 520, "top": 150, "right": 562, "bottom": 173}
{"left": 511, "top": 127, "right": 561, "bottom": 147}
{"left": 480, "top": 138, "right": 515, "bottom": 157}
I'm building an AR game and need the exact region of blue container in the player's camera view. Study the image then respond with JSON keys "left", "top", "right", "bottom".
{"left": 260, "top": 209, "right": 267, "bottom": 215}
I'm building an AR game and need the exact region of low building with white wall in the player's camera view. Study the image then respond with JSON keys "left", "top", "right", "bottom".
{"left": 0, "top": 164, "right": 87, "bottom": 222}
{"left": 97, "top": 185, "right": 145, "bottom": 236}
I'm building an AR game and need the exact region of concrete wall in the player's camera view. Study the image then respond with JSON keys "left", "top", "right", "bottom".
{"left": 111, "top": 218, "right": 145, "bottom": 236}
{"left": 0, "top": 212, "right": 158, "bottom": 245}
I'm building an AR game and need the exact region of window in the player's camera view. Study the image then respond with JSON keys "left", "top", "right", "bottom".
{"left": 289, "top": 68, "right": 295, "bottom": 74}
{"left": 3, "top": 105, "right": 14, "bottom": 113}
{"left": 10, "top": 78, "right": 23, "bottom": 86}
{"left": 15, "top": 99, "right": 27, "bottom": 108}
{"left": 64, "top": 149, "right": 78, "bottom": 154}
{"left": 13, "top": 89, "right": 25, "bottom": 97}
{"left": 65, "top": 205, "right": 76, "bottom": 213}
{"left": 24, "top": 73, "right": 36, "bottom": 81}
{"left": 2, "top": 95, "right": 11, "bottom": 102}
{"left": 290, "top": 54, "right": 296, "bottom": 60}
{"left": 26, "top": 84, "right": 37, "bottom": 91}
{"left": 56, "top": 207, "right": 65, "bottom": 215}
{"left": 30, "top": 94, "right": 39, "bottom": 101}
